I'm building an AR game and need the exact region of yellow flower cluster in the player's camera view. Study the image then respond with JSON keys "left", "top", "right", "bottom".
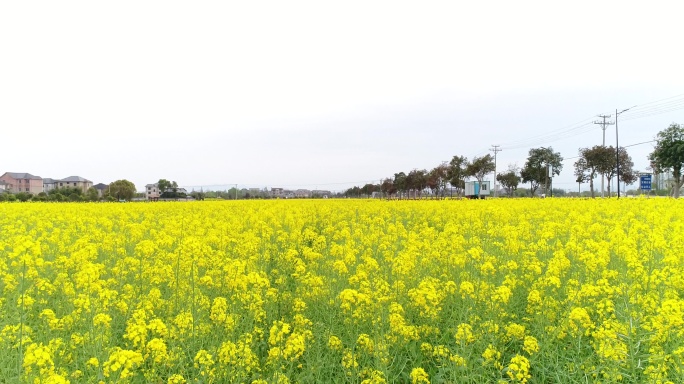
{"left": 0, "top": 198, "right": 683, "bottom": 382}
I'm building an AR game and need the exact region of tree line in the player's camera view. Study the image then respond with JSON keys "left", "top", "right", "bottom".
{"left": 346, "top": 147, "right": 565, "bottom": 199}
{"left": 346, "top": 123, "right": 684, "bottom": 198}
{"left": 3, "top": 124, "right": 682, "bottom": 202}
{"left": 0, "top": 179, "right": 138, "bottom": 202}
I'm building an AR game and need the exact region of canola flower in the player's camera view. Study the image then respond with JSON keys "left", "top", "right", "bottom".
{"left": 0, "top": 198, "right": 683, "bottom": 382}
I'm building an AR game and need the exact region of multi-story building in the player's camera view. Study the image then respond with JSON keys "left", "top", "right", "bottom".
{"left": 41, "top": 176, "right": 94, "bottom": 194}
{"left": 146, "top": 183, "right": 161, "bottom": 200}
{"left": 55, "top": 176, "right": 93, "bottom": 194}
{"left": 0, "top": 180, "right": 8, "bottom": 192}
{"left": 271, "top": 187, "right": 284, "bottom": 198}
{"left": 43, "top": 178, "right": 58, "bottom": 193}
{"left": 0, "top": 172, "right": 44, "bottom": 194}
{"left": 295, "top": 189, "right": 311, "bottom": 198}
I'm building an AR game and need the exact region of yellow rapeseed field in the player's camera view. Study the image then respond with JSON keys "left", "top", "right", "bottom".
{"left": 1, "top": 199, "right": 683, "bottom": 383}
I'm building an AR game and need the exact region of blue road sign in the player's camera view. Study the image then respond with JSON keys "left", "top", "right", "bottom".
{"left": 640, "top": 174, "right": 652, "bottom": 191}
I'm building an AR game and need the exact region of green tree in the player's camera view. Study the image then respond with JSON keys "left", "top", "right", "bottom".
{"left": 380, "top": 178, "right": 396, "bottom": 199}
{"left": 575, "top": 146, "right": 619, "bottom": 198}
{"left": 428, "top": 164, "right": 449, "bottom": 198}
{"left": 360, "top": 183, "right": 379, "bottom": 197}
{"left": 33, "top": 192, "right": 48, "bottom": 202}
{"left": 190, "top": 190, "right": 206, "bottom": 200}
{"left": 86, "top": 187, "right": 99, "bottom": 202}
{"left": 447, "top": 155, "right": 468, "bottom": 197}
{"left": 496, "top": 169, "right": 521, "bottom": 197}
{"left": 393, "top": 172, "right": 407, "bottom": 199}
{"left": 595, "top": 146, "right": 618, "bottom": 196}
{"left": 158, "top": 179, "right": 171, "bottom": 195}
{"left": 426, "top": 168, "right": 440, "bottom": 198}
{"left": 48, "top": 193, "right": 65, "bottom": 202}
{"left": 649, "top": 123, "right": 684, "bottom": 197}
{"left": 521, "top": 147, "right": 563, "bottom": 196}
{"left": 226, "top": 187, "right": 242, "bottom": 200}
{"left": 574, "top": 157, "right": 592, "bottom": 196}
{"left": 344, "top": 186, "right": 361, "bottom": 198}
{"left": 160, "top": 181, "right": 182, "bottom": 199}
{"left": 15, "top": 192, "right": 33, "bottom": 202}
{"left": 406, "top": 169, "right": 427, "bottom": 199}
{"left": 106, "top": 180, "right": 136, "bottom": 201}
{"left": 48, "top": 187, "right": 82, "bottom": 198}
{"left": 466, "top": 154, "right": 496, "bottom": 198}
{"left": 605, "top": 147, "right": 638, "bottom": 195}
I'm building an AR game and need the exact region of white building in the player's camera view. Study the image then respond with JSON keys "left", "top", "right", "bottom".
{"left": 464, "top": 181, "right": 491, "bottom": 199}
{"left": 146, "top": 183, "right": 161, "bottom": 200}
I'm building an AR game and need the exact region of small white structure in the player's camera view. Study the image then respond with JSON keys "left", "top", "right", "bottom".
{"left": 146, "top": 183, "right": 161, "bottom": 200}
{"left": 465, "top": 181, "right": 491, "bottom": 199}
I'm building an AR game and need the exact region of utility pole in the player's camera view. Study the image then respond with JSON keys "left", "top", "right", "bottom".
{"left": 490, "top": 145, "right": 502, "bottom": 197}
{"left": 547, "top": 164, "right": 551, "bottom": 197}
{"left": 615, "top": 106, "right": 635, "bottom": 199}
{"left": 593, "top": 115, "right": 614, "bottom": 197}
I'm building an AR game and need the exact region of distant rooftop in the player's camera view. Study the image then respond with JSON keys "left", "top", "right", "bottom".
{"left": 61, "top": 176, "right": 92, "bottom": 183}
{"left": 4, "top": 172, "right": 42, "bottom": 180}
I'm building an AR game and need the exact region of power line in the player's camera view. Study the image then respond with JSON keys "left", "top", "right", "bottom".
{"left": 500, "top": 115, "right": 597, "bottom": 145}
{"left": 501, "top": 122, "right": 596, "bottom": 150}
{"left": 562, "top": 140, "right": 657, "bottom": 162}
{"left": 620, "top": 105, "right": 684, "bottom": 122}
{"left": 472, "top": 93, "right": 684, "bottom": 159}
{"left": 188, "top": 140, "right": 661, "bottom": 192}
{"left": 624, "top": 139, "right": 656, "bottom": 148}
{"left": 499, "top": 118, "right": 597, "bottom": 149}
{"left": 626, "top": 93, "right": 684, "bottom": 110}
{"left": 597, "top": 94, "right": 684, "bottom": 122}
{"left": 198, "top": 93, "right": 680, "bottom": 193}
{"left": 500, "top": 94, "right": 684, "bottom": 152}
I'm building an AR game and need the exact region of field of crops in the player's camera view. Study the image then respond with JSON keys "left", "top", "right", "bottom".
{"left": 1, "top": 199, "right": 683, "bottom": 383}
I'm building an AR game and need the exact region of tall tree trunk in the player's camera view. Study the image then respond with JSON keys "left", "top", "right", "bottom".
{"left": 673, "top": 177, "right": 683, "bottom": 198}
{"left": 589, "top": 177, "right": 595, "bottom": 198}
{"left": 674, "top": 167, "right": 682, "bottom": 198}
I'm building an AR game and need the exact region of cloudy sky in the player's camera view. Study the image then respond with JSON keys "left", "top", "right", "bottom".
{"left": 1, "top": 1, "right": 683, "bottom": 192}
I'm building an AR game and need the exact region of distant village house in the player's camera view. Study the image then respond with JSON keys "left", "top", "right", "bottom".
{"left": 0, "top": 172, "right": 95, "bottom": 196}
{"left": 0, "top": 172, "right": 44, "bottom": 194}
{"left": 94, "top": 183, "right": 108, "bottom": 198}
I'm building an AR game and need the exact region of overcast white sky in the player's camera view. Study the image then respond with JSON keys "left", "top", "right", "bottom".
{"left": 1, "top": 1, "right": 683, "bottom": 192}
